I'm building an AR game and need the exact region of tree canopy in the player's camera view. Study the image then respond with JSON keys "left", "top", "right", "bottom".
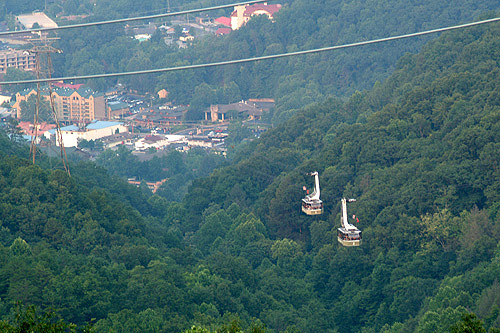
{"left": 1, "top": 2, "right": 500, "bottom": 332}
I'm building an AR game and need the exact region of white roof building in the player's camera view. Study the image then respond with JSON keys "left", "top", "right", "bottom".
{"left": 135, "top": 134, "right": 185, "bottom": 151}
{"left": 16, "top": 12, "right": 58, "bottom": 29}
{"left": 44, "top": 121, "right": 127, "bottom": 147}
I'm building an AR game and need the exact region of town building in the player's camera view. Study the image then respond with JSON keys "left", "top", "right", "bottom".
{"left": 133, "top": 106, "right": 186, "bottom": 129}
{"left": 134, "top": 134, "right": 185, "bottom": 151}
{"left": 187, "top": 135, "right": 215, "bottom": 148}
{"left": 248, "top": 98, "right": 275, "bottom": 112}
{"left": 215, "top": 17, "right": 231, "bottom": 27}
{"left": 107, "top": 101, "right": 130, "bottom": 119}
{"left": 44, "top": 120, "right": 127, "bottom": 147}
{"left": 0, "top": 94, "right": 12, "bottom": 105}
{"left": 157, "top": 89, "right": 168, "bottom": 99}
{"left": 16, "top": 12, "right": 58, "bottom": 29}
{"left": 14, "top": 83, "right": 106, "bottom": 123}
{"left": 17, "top": 121, "right": 56, "bottom": 137}
{"left": 230, "top": 3, "right": 282, "bottom": 30}
{"left": 179, "top": 34, "right": 194, "bottom": 42}
{"left": 134, "top": 34, "right": 151, "bottom": 42}
{"left": 100, "top": 132, "right": 138, "bottom": 149}
{"left": 0, "top": 49, "right": 36, "bottom": 74}
{"left": 204, "top": 100, "right": 271, "bottom": 122}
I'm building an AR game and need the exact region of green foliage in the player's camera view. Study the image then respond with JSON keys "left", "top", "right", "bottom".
{"left": 2, "top": 68, "right": 36, "bottom": 93}
{"left": 0, "top": 303, "right": 93, "bottom": 332}
{"left": 177, "top": 18, "right": 500, "bottom": 332}
{"left": 450, "top": 313, "right": 487, "bottom": 333}
{"left": 18, "top": 94, "right": 53, "bottom": 123}
{"left": 3, "top": 6, "right": 500, "bottom": 333}
{"left": 77, "top": 139, "right": 103, "bottom": 150}
{"left": 9, "top": 238, "right": 31, "bottom": 256}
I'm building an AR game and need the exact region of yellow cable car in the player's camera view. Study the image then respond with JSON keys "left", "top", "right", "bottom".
{"left": 337, "top": 198, "right": 362, "bottom": 246}
{"left": 302, "top": 172, "right": 323, "bottom": 215}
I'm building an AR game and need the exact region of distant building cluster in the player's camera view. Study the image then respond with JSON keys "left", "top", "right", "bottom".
{"left": 1, "top": 11, "right": 276, "bottom": 158}
{"left": 10, "top": 83, "right": 272, "bottom": 155}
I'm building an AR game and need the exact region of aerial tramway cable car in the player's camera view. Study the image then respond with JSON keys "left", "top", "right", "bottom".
{"left": 302, "top": 172, "right": 323, "bottom": 215}
{"left": 337, "top": 198, "right": 362, "bottom": 246}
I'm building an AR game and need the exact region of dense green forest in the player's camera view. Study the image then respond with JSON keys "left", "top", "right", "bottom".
{"left": 1, "top": 12, "right": 500, "bottom": 332}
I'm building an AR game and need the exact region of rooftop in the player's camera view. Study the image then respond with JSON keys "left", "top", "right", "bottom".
{"left": 143, "top": 135, "right": 168, "bottom": 143}
{"left": 47, "top": 124, "right": 79, "bottom": 134}
{"left": 19, "top": 85, "right": 101, "bottom": 99}
{"left": 215, "top": 17, "right": 231, "bottom": 27}
{"left": 108, "top": 101, "right": 129, "bottom": 111}
{"left": 16, "top": 12, "right": 58, "bottom": 29}
{"left": 86, "top": 120, "right": 123, "bottom": 130}
{"left": 46, "top": 121, "right": 124, "bottom": 134}
{"left": 243, "top": 4, "right": 282, "bottom": 17}
{"left": 17, "top": 121, "right": 56, "bottom": 134}
{"left": 52, "top": 86, "right": 98, "bottom": 98}
{"left": 211, "top": 102, "right": 262, "bottom": 115}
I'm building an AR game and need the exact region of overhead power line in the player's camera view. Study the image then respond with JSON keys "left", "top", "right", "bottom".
{"left": 0, "top": 0, "right": 266, "bottom": 36}
{"left": 2, "top": 16, "right": 499, "bottom": 86}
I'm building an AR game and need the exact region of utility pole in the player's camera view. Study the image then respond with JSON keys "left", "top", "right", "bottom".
{"left": 29, "top": 32, "right": 70, "bottom": 176}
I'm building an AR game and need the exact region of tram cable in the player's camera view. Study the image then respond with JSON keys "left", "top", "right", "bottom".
{"left": 1, "top": 16, "right": 499, "bottom": 86}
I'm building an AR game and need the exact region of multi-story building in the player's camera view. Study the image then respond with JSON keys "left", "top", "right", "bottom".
{"left": 51, "top": 84, "right": 106, "bottom": 122}
{"left": 0, "top": 49, "right": 36, "bottom": 74}
{"left": 230, "top": 3, "right": 282, "bottom": 30}
{"left": 13, "top": 83, "right": 106, "bottom": 123}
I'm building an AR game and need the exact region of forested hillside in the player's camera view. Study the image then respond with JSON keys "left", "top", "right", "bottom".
{"left": 1, "top": 14, "right": 500, "bottom": 332}
{"left": 177, "top": 19, "right": 500, "bottom": 331}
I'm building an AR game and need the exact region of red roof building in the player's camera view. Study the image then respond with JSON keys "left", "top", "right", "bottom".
{"left": 230, "top": 3, "right": 282, "bottom": 30}
{"left": 18, "top": 121, "right": 56, "bottom": 136}
{"left": 215, "top": 16, "right": 231, "bottom": 27}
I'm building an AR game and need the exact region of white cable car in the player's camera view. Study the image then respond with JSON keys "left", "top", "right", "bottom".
{"left": 302, "top": 172, "right": 323, "bottom": 215}
{"left": 337, "top": 198, "right": 362, "bottom": 246}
